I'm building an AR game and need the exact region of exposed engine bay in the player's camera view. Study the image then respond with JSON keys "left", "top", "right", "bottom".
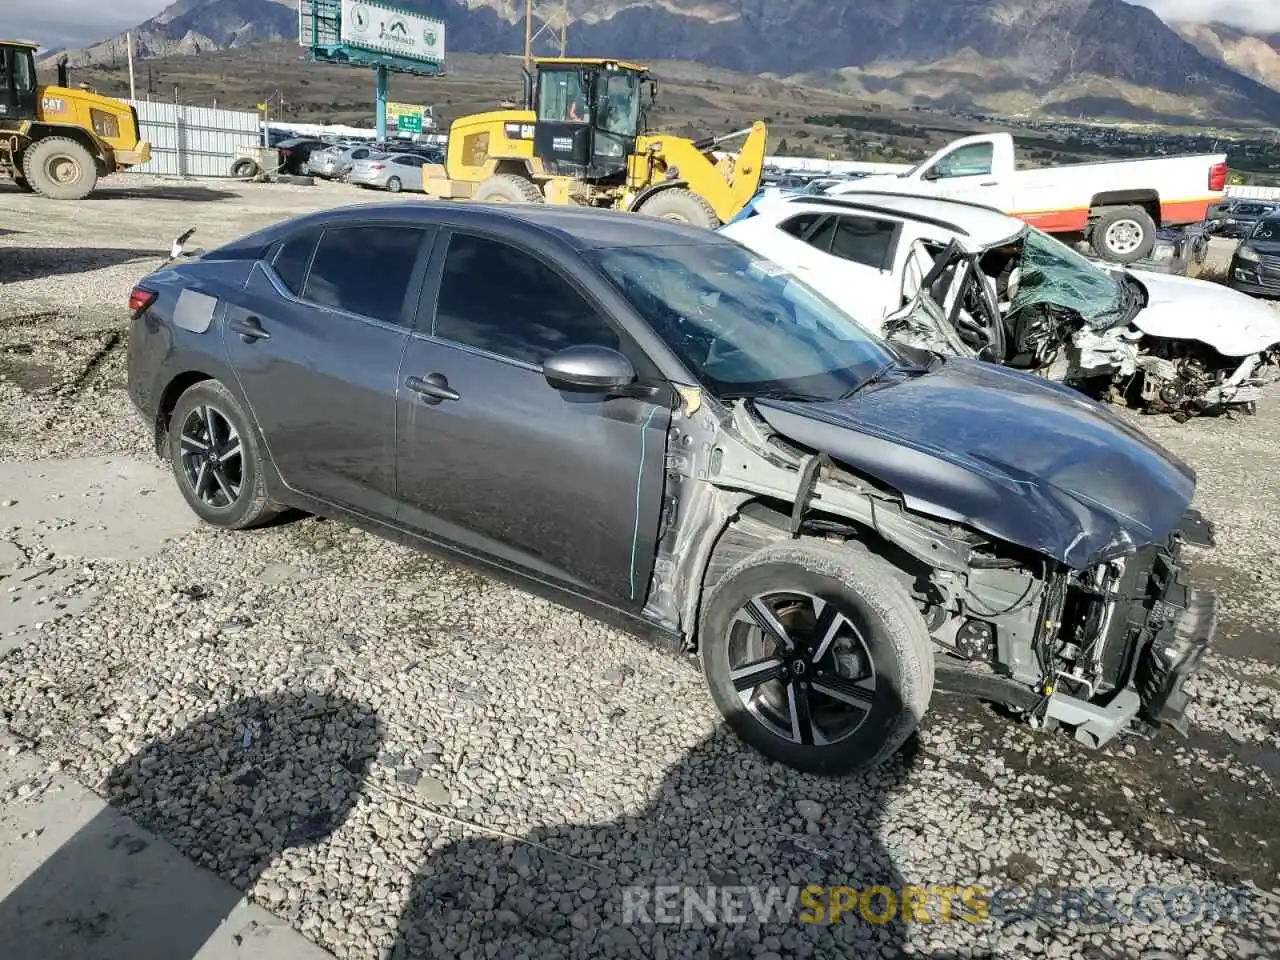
{"left": 885, "top": 232, "right": 1280, "bottom": 419}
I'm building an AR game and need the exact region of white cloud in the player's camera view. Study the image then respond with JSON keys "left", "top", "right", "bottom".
{"left": 7, "top": 0, "right": 171, "bottom": 50}
{"left": 1129, "top": 0, "right": 1280, "bottom": 32}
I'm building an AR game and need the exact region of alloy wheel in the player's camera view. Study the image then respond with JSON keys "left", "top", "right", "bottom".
{"left": 726, "top": 591, "right": 877, "bottom": 746}
{"left": 178, "top": 405, "right": 244, "bottom": 509}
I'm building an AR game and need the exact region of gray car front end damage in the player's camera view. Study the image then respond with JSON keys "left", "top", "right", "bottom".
{"left": 647, "top": 387, "right": 1216, "bottom": 752}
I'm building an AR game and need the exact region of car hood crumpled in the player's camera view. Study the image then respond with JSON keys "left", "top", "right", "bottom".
{"left": 753, "top": 358, "right": 1196, "bottom": 569}
{"left": 1128, "top": 268, "right": 1280, "bottom": 356}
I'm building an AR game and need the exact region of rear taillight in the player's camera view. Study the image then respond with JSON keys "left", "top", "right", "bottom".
{"left": 371, "top": 163, "right": 386, "bottom": 170}
{"left": 129, "top": 286, "right": 156, "bottom": 313}
{"left": 1209, "top": 161, "right": 1228, "bottom": 192}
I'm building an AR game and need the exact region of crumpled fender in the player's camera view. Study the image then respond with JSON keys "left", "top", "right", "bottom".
{"left": 1128, "top": 268, "right": 1280, "bottom": 356}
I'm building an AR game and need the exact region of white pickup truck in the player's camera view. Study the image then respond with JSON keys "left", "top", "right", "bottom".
{"left": 826, "top": 132, "right": 1229, "bottom": 264}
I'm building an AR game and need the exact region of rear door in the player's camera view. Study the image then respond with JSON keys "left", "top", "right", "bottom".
{"left": 223, "top": 221, "right": 434, "bottom": 518}
{"left": 393, "top": 229, "right": 672, "bottom": 608}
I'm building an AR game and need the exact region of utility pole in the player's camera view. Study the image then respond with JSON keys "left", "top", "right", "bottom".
{"left": 126, "top": 32, "right": 136, "bottom": 100}
{"left": 523, "top": 0, "right": 569, "bottom": 67}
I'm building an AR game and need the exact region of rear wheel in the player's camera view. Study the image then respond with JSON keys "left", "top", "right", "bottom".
{"left": 22, "top": 137, "right": 98, "bottom": 200}
{"left": 699, "top": 540, "right": 934, "bottom": 775}
{"left": 1089, "top": 205, "right": 1156, "bottom": 263}
{"left": 386, "top": 176, "right": 402, "bottom": 193}
{"left": 635, "top": 188, "right": 721, "bottom": 229}
{"left": 472, "top": 173, "right": 543, "bottom": 204}
{"left": 168, "top": 380, "right": 280, "bottom": 530}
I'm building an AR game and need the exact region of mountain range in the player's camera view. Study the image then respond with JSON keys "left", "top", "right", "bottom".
{"left": 43, "top": 0, "right": 1280, "bottom": 125}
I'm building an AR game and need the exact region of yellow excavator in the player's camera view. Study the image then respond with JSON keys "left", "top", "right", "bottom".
{"left": 0, "top": 40, "right": 152, "bottom": 199}
{"left": 423, "top": 57, "right": 767, "bottom": 228}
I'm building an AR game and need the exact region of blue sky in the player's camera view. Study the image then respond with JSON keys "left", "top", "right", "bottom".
{"left": 11, "top": 0, "right": 1280, "bottom": 54}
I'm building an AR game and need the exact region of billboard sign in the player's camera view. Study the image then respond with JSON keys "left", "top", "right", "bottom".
{"left": 340, "top": 0, "right": 445, "bottom": 64}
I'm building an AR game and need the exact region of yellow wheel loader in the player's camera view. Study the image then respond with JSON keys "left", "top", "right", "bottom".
{"left": 425, "top": 57, "right": 767, "bottom": 229}
{"left": 0, "top": 40, "right": 152, "bottom": 199}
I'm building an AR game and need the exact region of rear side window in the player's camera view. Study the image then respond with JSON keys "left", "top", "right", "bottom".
{"left": 828, "top": 216, "right": 898, "bottom": 270}
{"left": 302, "top": 225, "right": 429, "bottom": 326}
{"left": 269, "top": 229, "right": 320, "bottom": 295}
{"left": 779, "top": 214, "right": 823, "bottom": 238}
{"left": 433, "top": 233, "right": 619, "bottom": 366}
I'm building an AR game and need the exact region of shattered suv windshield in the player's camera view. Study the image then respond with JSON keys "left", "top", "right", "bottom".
{"left": 588, "top": 242, "right": 899, "bottom": 401}
{"left": 1008, "top": 228, "right": 1129, "bottom": 329}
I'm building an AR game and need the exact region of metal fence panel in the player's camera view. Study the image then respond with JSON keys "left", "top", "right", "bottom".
{"left": 124, "top": 101, "right": 261, "bottom": 177}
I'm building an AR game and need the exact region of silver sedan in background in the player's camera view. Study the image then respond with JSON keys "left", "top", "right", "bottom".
{"left": 313, "top": 144, "right": 381, "bottom": 180}
{"left": 347, "top": 153, "right": 428, "bottom": 193}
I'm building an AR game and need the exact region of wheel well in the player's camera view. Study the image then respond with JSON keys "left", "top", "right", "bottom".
{"left": 697, "top": 498, "right": 932, "bottom": 649}
{"left": 154, "top": 372, "right": 212, "bottom": 456}
{"left": 25, "top": 124, "right": 109, "bottom": 173}
{"left": 1088, "top": 191, "right": 1160, "bottom": 226}
{"left": 493, "top": 159, "right": 532, "bottom": 180}
{"left": 627, "top": 179, "right": 692, "bottom": 212}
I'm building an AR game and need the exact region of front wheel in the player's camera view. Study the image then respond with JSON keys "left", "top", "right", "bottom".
{"left": 386, "top": 176, "right": 402, "bottom": 193}
{"left": 699, "top": 540, "right": 934, "bottom": 775}
{"left": 168, "top": 380, "right": 280, "bottom": 529}
{"left": 1090, "top": 205, "right": 1156, "bottom": 264}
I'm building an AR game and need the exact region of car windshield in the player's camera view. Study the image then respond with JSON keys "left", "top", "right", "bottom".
{"left": 1007, "top": 227, "right": 1128, "bottom": 328}
{"left": 587, "top": 242, "right": 901, "bottom": 400}
{"left": 1251, "top": 219, "right": 1280, "bottom": 242}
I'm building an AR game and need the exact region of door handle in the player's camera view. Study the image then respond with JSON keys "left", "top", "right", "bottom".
{"left": 979, "top": 181, "right": 998, "bottom": 187}
{"left": 405, "top": 373, "right": 460, "bottom": 404}
{"left": 229, "top": 315, "right": 270, "bottom": 342}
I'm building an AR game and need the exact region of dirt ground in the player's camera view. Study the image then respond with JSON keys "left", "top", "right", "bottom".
{"left": 1, "top": 174, "right": 1278, "bottom": 960}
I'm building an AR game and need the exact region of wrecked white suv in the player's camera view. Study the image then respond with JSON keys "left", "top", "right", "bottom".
{"left": 722, "top": 192, "right": 1280, "bottom": 419}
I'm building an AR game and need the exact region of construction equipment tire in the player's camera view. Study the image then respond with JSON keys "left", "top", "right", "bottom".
{"left": 636, "top": 188, "right": 721, "bottom": 229}
{"left": 22, "top": 137, "right": 98, "bottom": 200}
{"left": 473, "top": 173, "right": 543, "bottom": 204}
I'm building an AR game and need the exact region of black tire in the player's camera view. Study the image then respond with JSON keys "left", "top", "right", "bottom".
{"left": 167, "top": 380, "right": 280, "bottom": 530}
{"left": 635, "top": 188, "right": 721, "bottom": 229}
{"left": 699, "top": 540, "right": 934, "bottom": 775}
{"left": 472, "top": 173, "right": 543, "bottom": 203}
{"left": 386, "top": 176, "right": 402, "bottom": 194}
{"left": 1089, "top": 205, "right": 1156, "bottom": 264}
{"left": 22, "top": 137, "right": 99, "bottom": 200}
{"left": 231, "top": 158, "right": 260, "bottom": 178}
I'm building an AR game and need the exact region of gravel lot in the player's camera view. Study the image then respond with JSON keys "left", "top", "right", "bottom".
{"left": 1, "top": 175, "right": 1279, "bottom": 959}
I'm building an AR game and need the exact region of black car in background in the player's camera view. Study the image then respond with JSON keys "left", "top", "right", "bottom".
{"left": 1228, "top": 217, "right": 1280, "bottom": 298}
{"left": 275, "top": 138, "right": 333, "bottom": 175}
{"left": 125, "top": 203, "right": 1216, "bottom": 775}
{"left": 1206, "top": 200, "right": 1278, "bottom": 240}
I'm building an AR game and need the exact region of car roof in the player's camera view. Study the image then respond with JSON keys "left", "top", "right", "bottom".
{"left": 756, "top": 191, "right": 1025, "bottom": 248}
{"left": 237, "top": 202, "right": 733, "bottom": 253}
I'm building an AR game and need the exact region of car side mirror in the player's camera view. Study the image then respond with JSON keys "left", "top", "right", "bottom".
{"left": 542, "top": 344, "right": 636, "bottom": 392}
{"left": 921, "top": 167, "right": 941, "bottom": 182}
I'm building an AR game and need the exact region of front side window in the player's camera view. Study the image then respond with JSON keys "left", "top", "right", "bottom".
{"left": 929, "top": 143, "right": 994, "bottom": 179}
{"left": 588, "top": 242, "right": 898, "bottom": 400}
{"left": 302, "top": 225, "right": 428, "bottom": 326}
{"left": 537, "top": 69, "right": 589, "bottom": 124}
{"left": 596, "top": 71, "right": 640, "bottom": 137}
{"left": 433, "top": 234, "right": 619, "bottom": 366}
{"left": 828, "top": 216, "right": 898, "bottom": 270}
{"left": 1009, "top": 228, "right": 1126, "bottom": 328}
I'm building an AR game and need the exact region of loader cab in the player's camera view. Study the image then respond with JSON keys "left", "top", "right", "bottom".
{"left": 0, "top": 41, "right": 38, "bottom": 124}
{"left": 532, "top": 58, "right": 649, "bottom": 181}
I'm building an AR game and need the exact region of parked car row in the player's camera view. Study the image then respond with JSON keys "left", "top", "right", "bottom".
{"left": 129, "top": 200, "right": 1222, "bottom": 776}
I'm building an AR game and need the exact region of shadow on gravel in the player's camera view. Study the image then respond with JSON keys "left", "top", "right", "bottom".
{"left": 0, "top": 691, "right": 382, "bottom": 960}
{"left": 390, "top": 681, "right": 987, "bottom": 959}
{"left": 0, "top": 183, "right": 238, "bottom": 203}
{"left": 0, "top": 247, "right": 170, "bottom": 282}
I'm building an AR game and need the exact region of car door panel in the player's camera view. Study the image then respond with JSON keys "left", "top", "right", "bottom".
{"left": 394, "top": 230, "right": 672, "bottom": 609}
{"left": 396, "top": 340, "right": 670, "bottom": 603}
{"left": 223, "top": 266, "right": 409, "bottom": 518}
{"left": 221, "top": 224, "right": 433, "bottom": 517}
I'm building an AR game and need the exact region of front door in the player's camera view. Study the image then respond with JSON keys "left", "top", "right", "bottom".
{"left": 223, "top": 221, "right": 434, "bottom": 518}
{"left": 919, "top": 140, "right": 1014, "bottom": 210}
{"left": 395, "top": 229, "right": 672, "bottom": 608}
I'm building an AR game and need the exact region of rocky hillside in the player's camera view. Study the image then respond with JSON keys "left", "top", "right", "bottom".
{"left": 45, "top": 0, "right": 1280, "bottom": 124}
{"left": 1174, "top": 21, "right": 1280, "bottom": 93}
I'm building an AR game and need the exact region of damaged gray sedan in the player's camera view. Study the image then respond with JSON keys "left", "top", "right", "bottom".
{"left": 126, "top": 203, "right": 1217, "bottom": 774}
